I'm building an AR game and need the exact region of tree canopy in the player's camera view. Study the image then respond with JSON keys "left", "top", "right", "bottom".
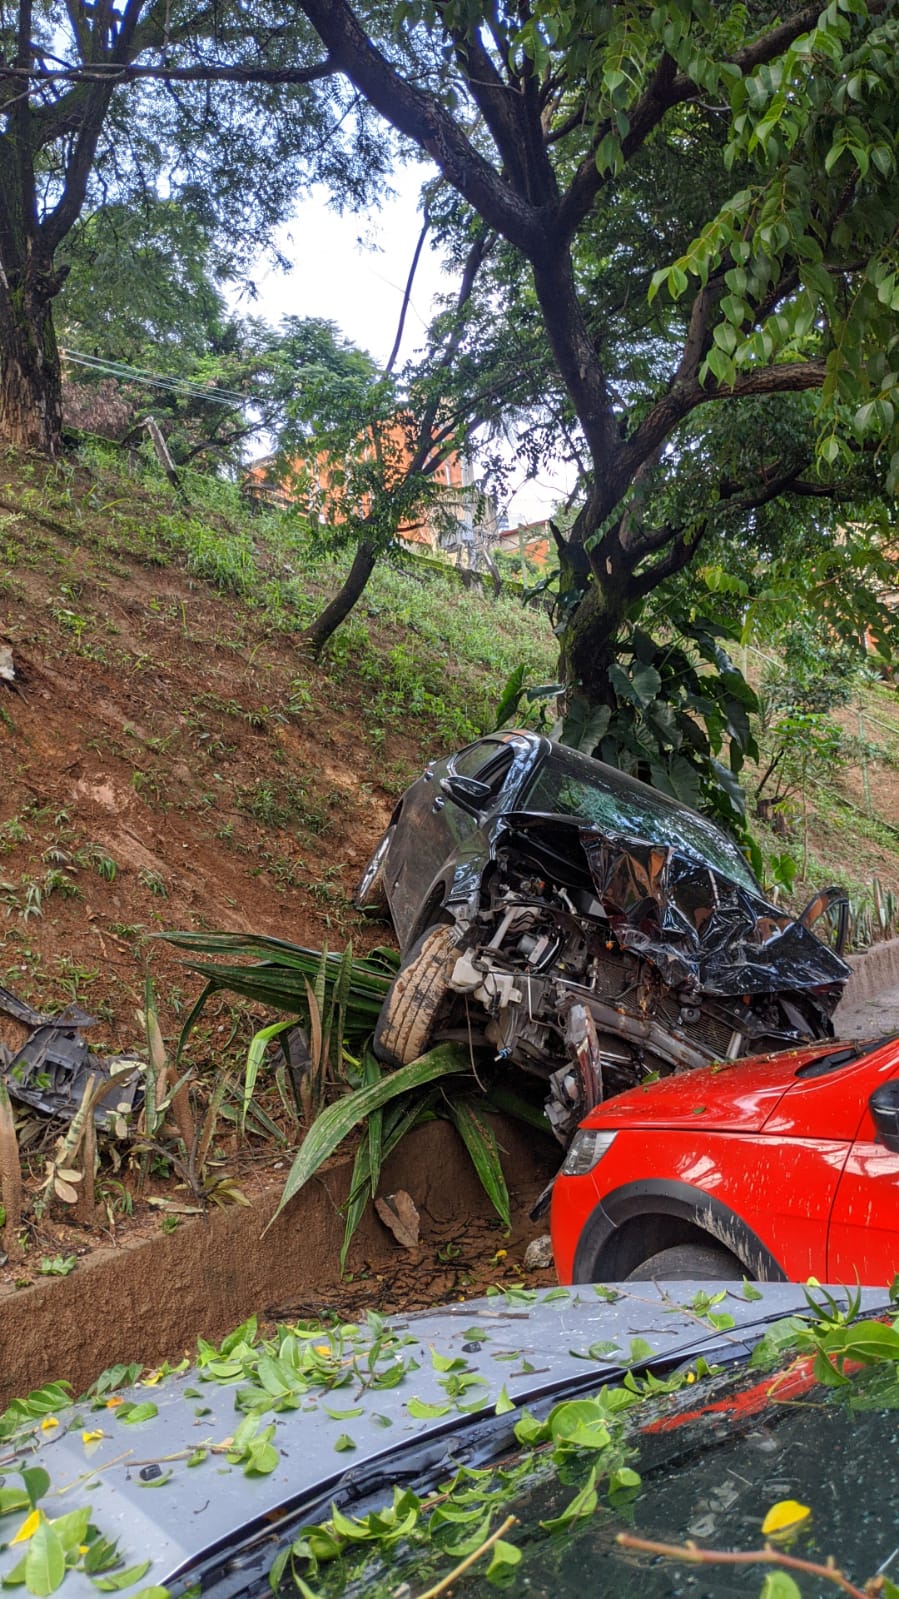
{"left": 0, "top": 0, "right": 390, "bottom": 451}
{"left": 278, "top": 0, "right": 899, "bottom": 820}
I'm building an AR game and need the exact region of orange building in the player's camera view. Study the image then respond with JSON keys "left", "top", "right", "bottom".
{"left": 246, "top": 423, "right": 499, "bottom": 565}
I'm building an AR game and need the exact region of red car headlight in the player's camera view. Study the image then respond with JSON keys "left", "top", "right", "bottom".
{"left": 560, "top": 1129, "right": 617, "bottom": 1177}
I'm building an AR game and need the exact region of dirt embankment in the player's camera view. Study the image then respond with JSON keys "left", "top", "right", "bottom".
{"left": 0, "top": 455, "right": 565, "bottom": 1358}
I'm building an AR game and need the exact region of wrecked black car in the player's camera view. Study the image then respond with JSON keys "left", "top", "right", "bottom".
{"left": 355, "top": 732, "right": 850, "bottom": 1140}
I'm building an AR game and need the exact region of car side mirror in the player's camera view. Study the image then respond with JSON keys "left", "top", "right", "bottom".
{"left": 870, "top": 1081, "right": 899, "bottom": 1153}
{"left": 441, "top": 775, "right": 491, "bottom": 814}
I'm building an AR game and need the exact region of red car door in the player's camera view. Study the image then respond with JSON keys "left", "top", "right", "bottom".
{"left": 827, "top": 1054, "right": 899, "bottom": 1284}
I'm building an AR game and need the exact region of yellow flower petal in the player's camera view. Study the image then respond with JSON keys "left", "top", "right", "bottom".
{"left": 40, "top": 1416, "right": 59, "bottom": 1431}
{"left": 141, "top": 1371, "right": 162, "bottom": 1386}
{"left": 105, "top": 1395, "right": 124, "bottom": 1408}
{"left": 762, "top": 1500, "right": 811, "bottom": 1539}
{"left": 314, "top": 1345, "right": 332, "bottom": 1356}
{"left": 11, "top": 1509, "right": 43, "bottom": 1544}
{"left": 82, "top": 1429, "right": 105, "bottom": 1444}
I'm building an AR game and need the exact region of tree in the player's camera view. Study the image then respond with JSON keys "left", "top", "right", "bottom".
{"left": 293, "top": 0, "right": 899, "bottom": 737}
{"left": 0, "top": 1, "right": 388, "bottom": 453}
{"left": 281, "top": 217, "right": 498, "bottom": 656}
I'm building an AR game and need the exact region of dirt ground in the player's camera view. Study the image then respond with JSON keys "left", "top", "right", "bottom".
{"left": 0, "top": 456, "right": 557, "bottom": 1353}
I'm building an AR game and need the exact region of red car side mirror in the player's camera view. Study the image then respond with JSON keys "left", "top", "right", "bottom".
{"left": 870, "top": 1081, "right": 899, "bottom": 1154}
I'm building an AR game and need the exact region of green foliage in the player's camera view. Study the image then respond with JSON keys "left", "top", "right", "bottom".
{"left": 38, "top": 1256, "right": 76, "bottom": 1278}
{"left": 167, "top": 932, "right": 515, "bottom": 1257}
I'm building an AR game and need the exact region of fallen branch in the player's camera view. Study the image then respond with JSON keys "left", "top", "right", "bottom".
{"left": 413, "top": 1515, "right": 519, "bottom": 1599}
{"left": 616, "top": 1532, "right": 871, "bottom": 1599}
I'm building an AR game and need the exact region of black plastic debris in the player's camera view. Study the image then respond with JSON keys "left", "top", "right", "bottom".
{"left": 0, "top": 984, "right": 141, "bottom": 1126}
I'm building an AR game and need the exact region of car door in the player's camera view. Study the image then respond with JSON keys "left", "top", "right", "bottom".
{"left": 386, "top": 738, "right": 519, "bottom": 946}
{"left": 826, "top": 1052, "right": 899, "bottom": 1283}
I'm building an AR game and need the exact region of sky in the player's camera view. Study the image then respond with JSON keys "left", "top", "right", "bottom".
{"left": 234, "top": 168, "right": 573, "bottom": 527}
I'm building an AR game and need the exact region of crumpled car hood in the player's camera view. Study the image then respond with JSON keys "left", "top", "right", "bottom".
{"left": 500, "top": 815, "right": 849, "bottom": 1001}
{"left": 581, "top": 830, "right": 849, "bottom": 998}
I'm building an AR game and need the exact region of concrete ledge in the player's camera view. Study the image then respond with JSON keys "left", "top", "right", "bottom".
{"left": 0, "top": 1117, "right": 555, "bottom": 1408}
{"left": 842, "top": 936, "right": 899, "bottom": 1006}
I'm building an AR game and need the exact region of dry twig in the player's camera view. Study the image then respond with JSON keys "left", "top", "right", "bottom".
{"left": 616, "top": 1532, "right": 873, "bottom": 1598}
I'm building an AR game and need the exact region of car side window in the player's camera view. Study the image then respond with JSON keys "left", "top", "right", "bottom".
{"left": 451, "top": 741, "right": 514, "bottom": 793}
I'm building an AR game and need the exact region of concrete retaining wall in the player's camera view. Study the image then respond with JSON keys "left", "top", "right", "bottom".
{"left": 842, "top": 936, "right": 899, "bottom": 1005}
{"left": 0, "top": 1116, "right": 555, "bottom": 1408}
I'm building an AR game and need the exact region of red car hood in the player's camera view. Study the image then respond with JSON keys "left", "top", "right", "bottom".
{"left": 582, "top": 1043, "right": 843, "bottom": 1134}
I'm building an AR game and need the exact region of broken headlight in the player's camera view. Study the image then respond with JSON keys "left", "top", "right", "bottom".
{"left": 559, "top": 1128, "right": 617, "bottom": 1177}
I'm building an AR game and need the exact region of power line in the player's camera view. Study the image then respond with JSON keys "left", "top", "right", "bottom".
{"left": 60, "top": 348, "right": 249, "bottom": 407}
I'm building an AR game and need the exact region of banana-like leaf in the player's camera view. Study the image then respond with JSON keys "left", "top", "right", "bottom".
{"left": 331, "top": 942, "right": 355, "bottom": 1082}
{"left": 165, "top": 931, "right": 397, "bottom": 984}
{"left": 268, "top": 1044, "right": 471, "bottom": 1227}
{"left": 446, "top": 1099, "right": 510, "bottom": 1230}
{"left": 313, "top": 947, "right": 329, "bottom": 1070}
{"left": 361, "top": 1048, "right": 382, "bottom": 1199}
{"left": 176, "top": 958, "right": 389, "bottom": 1027}
{"left": 340, "top": 1131, "right": 375, "bottom": 1275}
{"left": 243, "top": 1017, "right": 296, "bottom": 1133}
{"left": 485, "top": 1083, "right": 555, "bottom": 1136}
{"left": 339, "top": 1087, "right": 440, "bottom": 1272}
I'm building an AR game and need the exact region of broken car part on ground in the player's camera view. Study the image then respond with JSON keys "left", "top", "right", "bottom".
{"left": 357, "top": 733, "right": 850, "bottom": 1141}
{"left": 0, "top": 984, "right": 140, "bottom": 1126}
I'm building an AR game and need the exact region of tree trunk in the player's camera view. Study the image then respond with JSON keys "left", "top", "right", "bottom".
{"left": 558, "top": 576, "right": 630, "bottom": 704}
{"left": 302, "top": 539, "right": 378, "bottom": 657}
{"left": 0, "top": 265, "right": 64, "bottom": 456}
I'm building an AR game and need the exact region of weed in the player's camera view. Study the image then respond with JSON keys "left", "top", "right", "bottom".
{"left": 309, "top": 864, "right": 351, "bottom": 909}
{"left": 40, "top": 1255, "right": 77, "bottom": 1277}
{"left": 242, "top": 781, "right": 286, "bottom": 826}
{"left": 43, "top": 867, "right": 81, "bottom": 900}
{"left": 0, "top": 816, "right": 29, "bottom": 853}
{"left": 99, "top": 1179, "right": 134, "bottom": 1218}
{"left": 54, "top": 954, "right": 99, "bottom": 1002}
{"left": 138, "top": 868, "right": 168, "bottom": 897}
{"left": 131, "top": 770, "right": 166, "bottom": 806}
{"left": 51, "top": 606, "right": 91, "bottom": 641}
{"left": 81, "top": 844, "right": 117, "bottom": 881}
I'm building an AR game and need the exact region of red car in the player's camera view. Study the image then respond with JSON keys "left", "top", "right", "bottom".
{"left": 551, "top": 1033, "right": 899, "bottom": 1285}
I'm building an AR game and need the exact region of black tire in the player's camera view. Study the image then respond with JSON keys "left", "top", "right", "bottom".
{"left": 625, "top": 1241, "right": 744, "bottom": 1282}
{"left": 374, "top": 924, "right": 457, "bottom": 1067}
{"left": 352, "top": 825, "right": 395, "bottom": 917}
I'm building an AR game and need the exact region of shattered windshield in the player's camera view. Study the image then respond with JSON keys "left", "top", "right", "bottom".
{"left": 524, "top": 746, "right": 759, "bottom": 893}
{"left": 458, "top": 1352, "right": 899, "bottom": 1599}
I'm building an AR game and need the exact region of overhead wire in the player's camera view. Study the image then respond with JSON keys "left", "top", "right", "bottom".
{"left": 60, "top": 348, "right": 250, "bottom": 407}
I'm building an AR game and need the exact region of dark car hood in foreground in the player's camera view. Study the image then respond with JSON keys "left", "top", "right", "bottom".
{"left": 504, "top": 813, "right": 849, "bottom": 999}
{"left": 0, "top": 1284, "right": 889, "bottom": 1597}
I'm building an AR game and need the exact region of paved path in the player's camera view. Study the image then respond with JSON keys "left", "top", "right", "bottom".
{"left": 835, "top": 980, "right": 899, "bottom": 1040}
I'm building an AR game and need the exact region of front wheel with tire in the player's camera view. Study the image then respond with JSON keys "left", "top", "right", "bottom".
{"left": 374, "top": 924, "right": 457, "bottom": 1067}
{"left": 352, "top": 825, "right": 395, "bottom": 917}
{"left": 625, "top": 1241, "right": 744, "bottom": 1281}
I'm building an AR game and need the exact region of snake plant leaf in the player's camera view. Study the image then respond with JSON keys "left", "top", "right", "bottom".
{"left": 269, "top": 1044, "right": 471, "bottom": 1227}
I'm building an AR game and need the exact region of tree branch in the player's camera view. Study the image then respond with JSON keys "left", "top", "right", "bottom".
{"left": 624, "top": 359, "right": 826, "bottom": 480}
{"left": 0, "top": 57, "right": 337, "bottom": 88}
{"left": 297, "top": 0, "right": 545, "bottom": 255}
{"left": 557, "top": 1, "right": 878, "bottom": 239}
